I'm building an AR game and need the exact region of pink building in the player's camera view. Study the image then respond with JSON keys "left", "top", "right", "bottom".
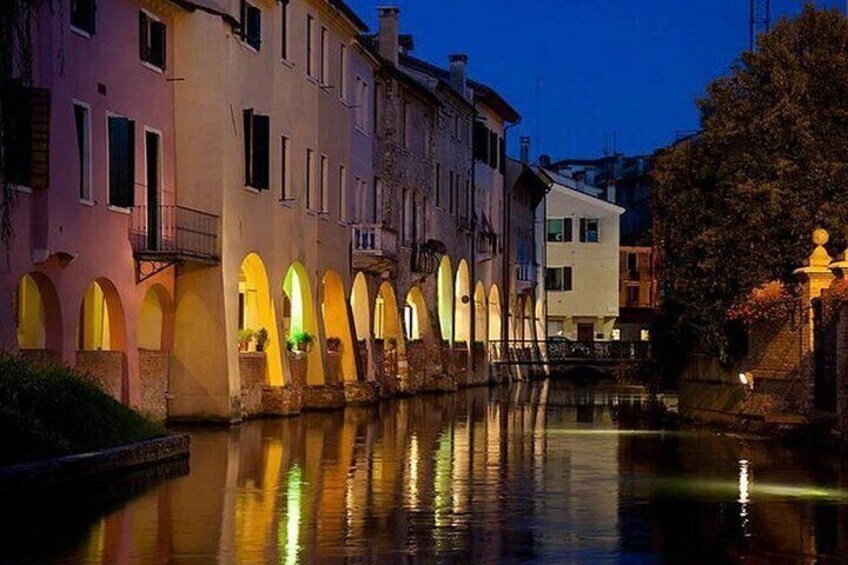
{"left": 1, "top": 0, "right": 195, "bottom": 419}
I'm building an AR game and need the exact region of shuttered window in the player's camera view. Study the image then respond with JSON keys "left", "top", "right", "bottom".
{"left": 139, "top": 11, "right": 166, "bottom": 70}
{"left": 488, "top": 131, "right": 498, "bottom": 169}
{"left": 243, "top": 109, "right": 270, "bottom": 190}
{"left": 473, "top": 121, "right": 488, "bottom": 163}
{"left": 2, "top": 85, "right": 50, "bottom": 190}
{"left": 71, "top": 0, "right": 96, "bottom": 35}
{"left": 579, "top": 218, "right": 600, "bottom": 243}
{"left": 499, "top": 137, "right": 506, "bottom": 175}
{"left": 240, "top": 1, "right": 261, "bottom": 50}
{"left": 108, "top": 116, "right": 135, "bottom": 208}
{"left": 74, "top": 103, "right": 91, "bottom": 200}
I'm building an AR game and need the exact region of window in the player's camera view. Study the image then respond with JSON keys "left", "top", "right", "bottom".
{"left": 74, "top": 103, "right": 91, "bottom": 201}
{"left": 579, "top": 218, "right": 600, "bottom": 242}
{"left": 320, "top": 27, "right": 329, "bottom": 84}
{"left": 626, "top": 252, "right": 638, "bottom": 277}
{"left": 374, "top": 82, "right": 383, "bottom": 133}
{"left": 402, "top": 101, "right": 412, "bottom": 148}
{"left": 139, "top": 11, "right": 166, "bottom": 70}
{"left": 545, "top": 267, "right": 572, "bottom": 291}
{"left": 463, "top": 180, "right": 470, "bottom": 219}
{"left": 319, "top": 154, "right": 328, "bottom": 213}
{"left": 354, "top": 177, "right": 367, "bottom": 222}
{"left": 306, "top": 15, "right": 315, "bottom": 77}
{"left": 280, "top": 135, "right": 291, "bottom": 200}
{"left": 71, "top": 0, "right": 96, "bottom": 35}
{"left": 243, "top": 109, "right": 270, "bottom": 190}
{"left": 499, "top": 137, "right": 506, "bottom": 175}
{"left": 354, "top": 78, "right": 368, "bottom": 129}
{"left": 546, "top": 218, "right": 572, "bottom": 242}
{"left": 240, "top": 1, "right": 261, "bottom": 50}
{"left": 280, "top": 0, "right": 289, "bottom": 60}
{"left": 373, "top": 177, "right": 382, "bottom": 222}
{"left": 448, "top": 170, "right": 455, "bottom": 214}
{"left": 339, "top": 44, "right": 348, "bottom": 101}
{"left": 403, "top": 189, "right": 414, "bottom": 243}
{"left": 2, "top": 85, "right": 50, "bottom": 189}
{"left": 547, "top": 320, "right": 564, "bottom": 337}
{"left": 473, "top": 121, "right": 488, "bottom": 163}
{"left": 626, "top": 285, "right": 640, "bottom": 306}
{"left": 640, "top": 329, "right": 651, "bottom": 342}
{"left": 108, "top": 115, "right": 135, "bottom": 208}
{"left": 305, "top": 148, "right": 314, "bottom": 209}
{"left": 339, "top": 164, "right": 348, "bottom": 221}
{"left": 488, "top": 130, "right": 498, "bottom": 169}
{"left": 435, "top": 163, "right": 442, "bottom": 208}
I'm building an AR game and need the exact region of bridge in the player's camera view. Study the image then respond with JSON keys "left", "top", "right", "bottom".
{"left": 488, "top": 339, "right": 651, "bottom": 381}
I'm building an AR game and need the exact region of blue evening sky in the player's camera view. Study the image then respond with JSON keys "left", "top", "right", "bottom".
{"left": 346, "top": 0, "right": 846, "bottom": 159}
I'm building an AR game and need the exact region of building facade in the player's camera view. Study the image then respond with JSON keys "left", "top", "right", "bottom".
{"left": 2, "top": 0, "right": 538, "bottom": 422}
{"left": 543, "top": 171, "right": 623, "bottom": 341}
{"left": 615, "top": 245, "right": 658, "bottom": 341}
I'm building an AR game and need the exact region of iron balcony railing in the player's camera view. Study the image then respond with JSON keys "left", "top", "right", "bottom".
{"left": 351, "top": 223, "right": 398, "bottom": 257}
{"left": 488, "top": 339, "right": 651, "bottom": 365}
{"left": 130, "top": 204, "right": 219, "bottom": 260}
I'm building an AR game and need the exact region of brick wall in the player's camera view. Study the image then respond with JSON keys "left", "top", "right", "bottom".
{"left": 75, "top": 350, "right": 124, "bottom": 403}
{"left": 239, "top": 353, "right": 266, "bottom": 419}
{"left": 138, "top": 349, "right": 169, "bottom": 422}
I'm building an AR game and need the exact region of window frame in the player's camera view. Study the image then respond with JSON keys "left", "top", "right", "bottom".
{"left": 579, "top": 218, "right": 600, "bottom": 243}
{"left": 280, "top": 134, "right": 292, "bottom": 201}
{"left": 305, "top": 148, "right": 314, "bottom": 210}
{"left": 319, "top": 153, "right": 329, "bottom": 214}
{"left": 139, "top": 9, "right": 167, "bottom": 72}
{"left": 320, "top": 26, "right": 330, "bottom": 86}
{"left": 306, "top": 15, "right": 315, "bottom": 78}
{"left": 73, "top": 100, "right": 93, "bottom": 203}
{"left": 70, "top": 0, "right": 96, "bottom": 37}
{"left": 280, "top": 0, "right": 290, "bottom": 61}
{"left": 106, "top": 112, "right": 136, "bottom": 210}
{"left": 239, "top": 0, "right": 262, "bottom": 51}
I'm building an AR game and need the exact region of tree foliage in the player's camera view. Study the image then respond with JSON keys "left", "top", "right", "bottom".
{"left": 654, "top": 5, "right": 848, "bottom": 359}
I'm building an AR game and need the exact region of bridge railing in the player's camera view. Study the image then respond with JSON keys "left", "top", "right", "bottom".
{"left": 488, "top": 339, "right": 650, "bottom": 365}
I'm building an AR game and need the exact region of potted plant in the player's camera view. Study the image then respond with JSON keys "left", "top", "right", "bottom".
{"left": 327, "top": 337, "right": 342, "bottom": 353}
{"left": 237, "top": 328, "right": 255, "bottom": 352}
{"left": 286, "top": 331, "right": 314, "bottom": 354}
{"left": 255, "top": 328, "right": 269, "bottom": 353}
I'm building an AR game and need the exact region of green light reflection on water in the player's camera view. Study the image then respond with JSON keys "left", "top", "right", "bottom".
{"left": 654, "top": 477, "right": 848, "bottom": 502}
{"left": 278, "top": 465, "right": 303, "bottom": 565}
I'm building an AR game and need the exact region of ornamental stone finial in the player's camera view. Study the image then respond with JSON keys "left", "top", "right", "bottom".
{"left": 796, "top": 228, "right": 833, "bottom": 275}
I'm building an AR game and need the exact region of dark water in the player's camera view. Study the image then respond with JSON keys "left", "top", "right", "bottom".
{"left": 5, "top": 382, "right": 848, "bottom": 564}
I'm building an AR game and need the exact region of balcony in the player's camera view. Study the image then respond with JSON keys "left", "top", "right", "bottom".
{"left": 476, "top": 230, "right": 497, "bottom": 262}
{"left": 516, "top": 262, "right": 537, "bottom": 289}
{"left": 352, "top": 223, "right": 398, "bottom": 274}
{"left": 130, "top": 204, "right": 220, "bottom": 282}
{"left": 411, "top": 242, "right": 438, "bottom": 274}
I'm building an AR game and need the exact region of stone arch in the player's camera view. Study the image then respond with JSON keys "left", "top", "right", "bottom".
{"left": 350, "top": 271, "right": 371, "bottom": 341}
{"left": 535, "top": 297, "right": 545, "bottom": 343}
{"left": 77, "top": 278, "right": 126, "bottom": 352}
{"left": 488, "top": 284, "right": 502, "bottom": 343}
{"left": 138, "top": 284, "right": 174, "bottom": 352}
{"left": 474, "top": 281, "right": 487, "bottom": 343}
{"left": 283, "top": 262, "right": 323, "bottom": 385}
{"left": 321, "top": 270, "right": 357, "bottom": 382}
{"left": 239, "top": 253, "right": 284, "bottom": 386}
{"left": 454, "top": 259, "right": 471, "bottom": 344}
{"left": 375, "top": 281, "right": 406, "bottom": 354}
{"left": 405, "top": 285, "right": 432, "bottom": 341}
{"left": 437, "top": 255, "right": 453, "bottom": 342}
{"left": 15, "top": 272, "right": 62, "bottom": 353}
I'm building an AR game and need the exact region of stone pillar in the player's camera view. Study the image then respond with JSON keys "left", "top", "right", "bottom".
{"left": 794, "top": 229, "right": 834, "bottom": 416}
{"left": 829, "top": 244, "right": 848, "bottom": 441}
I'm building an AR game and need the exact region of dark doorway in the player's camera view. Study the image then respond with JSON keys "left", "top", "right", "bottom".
{"left": 577, "top": 323, "right": 594, "bottom": 343}
{"left": 146, "top": 131, "right": 160, "bottom": 250}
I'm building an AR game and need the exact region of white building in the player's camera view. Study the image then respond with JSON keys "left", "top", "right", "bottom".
{"left": 542, "top": 170, "right": 624, "bottom": 341}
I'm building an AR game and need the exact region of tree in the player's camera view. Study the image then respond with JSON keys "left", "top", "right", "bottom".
{"left": 654, "top": 5, "right": 848, "bottom": 359}
{"left": 0, "top": 0, "right": 50, "bottom": 249}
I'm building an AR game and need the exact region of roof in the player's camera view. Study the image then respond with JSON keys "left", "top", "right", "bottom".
{"left": 172, "top": 0, "right": 368, "bottom": 33}
{"left": 539, "top": 168, "right": 625, "bottom": 214}
{"left": 400, "top": 55, "right": 520, "bottom": 122}
{"left": 358, "top": 36, "right": 442, "bottom": 108}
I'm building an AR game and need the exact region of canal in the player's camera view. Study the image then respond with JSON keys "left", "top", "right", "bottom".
{"left": 5, "top": 382, "right": 848, "bottom": 563}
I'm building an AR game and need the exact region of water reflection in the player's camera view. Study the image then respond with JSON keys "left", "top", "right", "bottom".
{"left": 5, "top": 382, "right": 848, "bottom": 563}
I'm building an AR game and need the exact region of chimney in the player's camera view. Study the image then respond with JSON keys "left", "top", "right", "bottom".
{"left": 378, "top": 7, "right": 400, "bottom": 66}
{"left": 519, "top": 136, "right": 531, "bottom": 164}
{"left": 448, "top": 54, "right": 468, "bottom": 98}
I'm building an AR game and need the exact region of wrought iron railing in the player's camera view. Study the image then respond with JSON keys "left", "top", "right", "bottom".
{"left": 488, "top": 339, "right": 651, "bottom": 365}
{"left": 516, "top": 262, "right": 537, "bottom": 282}
{"left": 130, "top": 204, "right": 219, "bottom": 259}
{"left": 477, "top": 230, "right": 497, "bottom": 256}
{"left": 410, "top": 242, "right": 438, "bottom": 274}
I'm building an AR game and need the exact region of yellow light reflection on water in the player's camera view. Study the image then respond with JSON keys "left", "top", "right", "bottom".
{"left": 278, "top": 465, "right": 303, "bottom": 565}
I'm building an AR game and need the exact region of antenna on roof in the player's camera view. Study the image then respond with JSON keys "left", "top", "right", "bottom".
{"left": 749, "top": 0, "right": 770, "bottom": 51}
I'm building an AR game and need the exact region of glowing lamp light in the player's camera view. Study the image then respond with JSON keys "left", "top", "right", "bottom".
{"left": 738, "top": 372, "right": 754, "bottom": 389}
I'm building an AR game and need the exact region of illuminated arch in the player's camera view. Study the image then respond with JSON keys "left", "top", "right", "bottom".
{"left": 350, "top": 272, "right": 371, "bottom": 341}
{"left": 474, "top": 281, "right": 487, "bottom": 343}
{"left": 437, "top": 256, "right": 453, "bottom": 342}
{"left": 535, "top": 298, "right": 545, "bottom": 344}
{"left": 138, "top": 284, "right": 174, "bottom": 351}
{"left": 454, "top": 259, "right": 471, "bottom": 344}
{"left": 321, "top": 270, "right": 357, "bottom": 382}
{"left": 77, "top": 278, "right": 126, "bottom": 351}
{"left": 239, "top": 254, "right": 284, "bottom": 385}
{"left": 375, "top": 282, "right": 405, "bottom": 354}
{"left": 523, "top": 293, "right": 534, "bottom": 342}
{"left": 488, "top": 284, "right": 502, "bottom": 343}
{"left": 404, "top": 286, "right": 432, "bottom": 341}
{"left": 284, "top": 262, "right": 323, "bottom": 385}
{"left": 16, "top": 273, "right": 62, "bottom": 352}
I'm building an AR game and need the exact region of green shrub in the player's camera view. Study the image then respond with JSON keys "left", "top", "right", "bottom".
{"left": 0, "top": 355, "right": 165, "bottom": 466}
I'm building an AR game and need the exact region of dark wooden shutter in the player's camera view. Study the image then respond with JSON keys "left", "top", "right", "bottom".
{"left": 2, "top": 85, "right": 32, "bottom": 187}
{"left": 252, "top": 114, "right": 270, "bottom": 190}
{"left": 125, "top": 119, "right": 135, "bottom": 206}
{"left": 108, "top": 116, "right": 134, "bottom": 207}
{"left": 579, "top": 218, "right": 587, "bottom": 242}
{"left": 498, "top": 137, "right": 506, "bottom": 175}
{"left": 488, "top": 131, "right": 498, "bottom": 169}
{"left": 89, "top": 0, "right": 97, "bottom": 34}
{"left": 248, "top": 5, "right": 261, "bottom": 49}
{"left": 139, "top": 11, "right": 149, "bottom": 61}
{"left": 29, "top": 87, "right": 50, "bottom": 190}
{"left": 155, "top": 20, "right": 166, "bottom": 69}
{"left": 243, "top": 108, "right": 253, "bottom": 186}
{"left": 239, "top": 0, "right": 248, "bottom": 41}
{"left": 473, "top": 122, "right": 487, "bottom": 162}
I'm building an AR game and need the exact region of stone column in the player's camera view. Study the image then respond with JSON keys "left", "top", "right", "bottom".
{"left": 794, "top": 229, "right": 834, "bottom": 416}
{"left": 829, "top": 243, "right": 848, "bottom": 441}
